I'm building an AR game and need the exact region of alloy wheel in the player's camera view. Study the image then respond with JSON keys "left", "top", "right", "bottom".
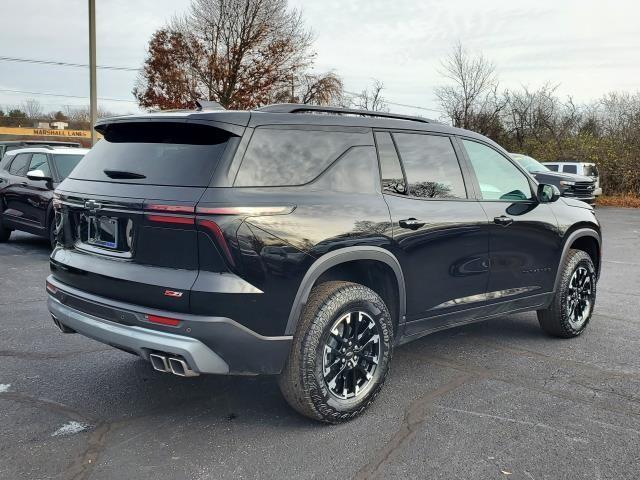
{"left": 322, "top": 311, "right": 381, "bottom": 400}
{"left": 566, "top": 266, "right": 594, "bottom": 329}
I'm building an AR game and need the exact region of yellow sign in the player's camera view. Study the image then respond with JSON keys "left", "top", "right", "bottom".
{"left": 0, "top": 127, "right": 92, "bottom": 138}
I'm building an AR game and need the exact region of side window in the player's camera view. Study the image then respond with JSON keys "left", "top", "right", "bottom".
{"left": 375, "top": 132, "right": 406, "bottom": 195}
{"left": 546, "top": 164, "right": 559, "bottom": 172}
{"left": 8, "top": 154, "right": 31, "bottom": 176}
{"left": 463, "top": 140, "right": 533, "bottom": 201}
{"left": 563, "top": 164, "right": 577, "bottom": 174}
{"left": 311, "top": 146, "right": 380, "bottom": 193}
{"left": 234, "top": 128, "right": 369, "bottom": 187}
{"left": 28, "top": 153, "right": 51, "bottom": 177}
{"left": 393, "top": 133, "right": 466, "bottom": 199}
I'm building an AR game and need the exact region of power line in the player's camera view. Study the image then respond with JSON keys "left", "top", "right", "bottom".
{"left": 343, "top": 90, "right": 444, "bottom": 115}
{"left": 0, "top": 55, "right": 139, "bottom": 72}
{"left": 0, "top": 88, "right": 137, "bottom": 103}
{"left": 1, "top": 56, "right": 442, "bottom": 114}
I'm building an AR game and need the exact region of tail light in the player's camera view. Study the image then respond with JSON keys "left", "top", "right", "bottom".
{"left": 144, "top": 203, "right": 294, "bottom": 268}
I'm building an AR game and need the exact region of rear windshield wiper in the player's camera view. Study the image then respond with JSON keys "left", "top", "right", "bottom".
{"left": 103, "top": 169, "right": 146, "bottom": 180}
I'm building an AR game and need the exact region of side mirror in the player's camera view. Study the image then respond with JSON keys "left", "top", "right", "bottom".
{"left": 26, "top": 169, "right": 52, "bottom": 182}
{"left": 538, "top": 183, "right": 560, "bottom": 203}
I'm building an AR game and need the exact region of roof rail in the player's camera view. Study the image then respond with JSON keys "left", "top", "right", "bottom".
{"left": 256, "top": 103, "right": 432, "bottom": 124}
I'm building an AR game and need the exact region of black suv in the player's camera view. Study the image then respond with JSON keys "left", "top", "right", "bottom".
{"left": 46, "top": 104, "right": 601, "bottom": 423}
{"left": 0, "top": 146, "right": 87, "bottom": 247}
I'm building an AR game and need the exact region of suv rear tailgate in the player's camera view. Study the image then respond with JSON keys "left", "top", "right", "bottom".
{"left": 50, "top": 120, "right": 237, "bottom": 313}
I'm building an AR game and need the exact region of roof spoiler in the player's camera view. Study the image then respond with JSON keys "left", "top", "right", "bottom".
{"left": 196, "top": 100, "right": 225, "bottom": 111}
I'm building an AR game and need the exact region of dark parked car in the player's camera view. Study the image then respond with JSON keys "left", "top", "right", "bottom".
{"left": 0, "top": 146, "right": 88, "bottom": 247}
{"left": 0, "top": 140, "right": 81, "bottom": 158}
{"left": 510, "top": 153, "right": 596, "bottom": 204}
{"left": 46, "top": 105, "right": 601, "bottom": 423}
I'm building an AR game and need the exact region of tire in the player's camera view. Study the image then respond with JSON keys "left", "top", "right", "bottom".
{"left": 0, "top": 218, "right": 11, "bottom": 243}
{"left": 537, "top": 249, "right": 597, "bottom": 338}
{"left": 48, "top": 216, "right": 57, "bottom": 249}
{"left": 278, "top": 281, "right": 393, "bottom": 423}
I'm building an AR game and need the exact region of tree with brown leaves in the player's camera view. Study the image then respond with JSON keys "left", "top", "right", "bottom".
{"left": 134, "top": 0, "right": 341, "bottom": 110}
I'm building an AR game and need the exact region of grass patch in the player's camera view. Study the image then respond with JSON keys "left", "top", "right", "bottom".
{"left": 597, "top": 195, "right": 640, "bottom": 208}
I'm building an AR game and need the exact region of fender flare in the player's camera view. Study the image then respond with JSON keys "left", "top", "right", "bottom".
{"left": 284, "top": 246, "right": 407, "bottom": 335}
{"left": 553, "top": 228, "right": 601, "bottom": 292}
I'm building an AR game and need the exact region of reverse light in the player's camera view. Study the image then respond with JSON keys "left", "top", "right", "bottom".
{"left": 145, "top": 314, "right": 181, "bottom": 327}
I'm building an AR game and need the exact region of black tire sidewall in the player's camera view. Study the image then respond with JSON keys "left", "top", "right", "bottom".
{"left": 0, "top": 217, "right": 11, "bottom": 242}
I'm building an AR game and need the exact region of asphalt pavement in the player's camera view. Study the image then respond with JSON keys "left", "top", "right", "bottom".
{"left": 1, "top": 207, "right": 639, "bottom": 479}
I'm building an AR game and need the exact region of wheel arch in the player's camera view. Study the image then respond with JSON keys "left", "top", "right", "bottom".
{"left": 554, "top": 227, "right": 601, "bottom": 292}
{"left": 284, "top": 247, "right": 406, "bottom": 336}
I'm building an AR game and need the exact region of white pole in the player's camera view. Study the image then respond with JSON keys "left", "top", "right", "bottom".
{"left": 89, "top": 0, "right": 97, "bottom": 146}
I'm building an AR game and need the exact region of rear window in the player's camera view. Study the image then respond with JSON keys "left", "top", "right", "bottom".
{"left": 69, "top": 122, "right": 232, "bottom": 187}
{"left": 53, "top": 154, "right": 85, "bottom": 179}
{"left": 234, "top": 127, "right": 370, "bottom": 187}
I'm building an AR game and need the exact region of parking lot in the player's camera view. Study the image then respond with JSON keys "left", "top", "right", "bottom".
{"left": 0, "top": 207, "right": 638, "bottom": 479}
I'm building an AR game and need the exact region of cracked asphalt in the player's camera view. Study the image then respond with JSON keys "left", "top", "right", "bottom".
{"left": 1, "top": 207, "right": 639, "bottom": 480}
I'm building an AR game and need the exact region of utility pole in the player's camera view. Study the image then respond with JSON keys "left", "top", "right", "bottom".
{"left": 88, "top": 0, "right": 97, "bottom": 146}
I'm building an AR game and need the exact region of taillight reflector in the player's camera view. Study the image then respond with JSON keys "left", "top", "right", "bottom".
{"left": 146, "top": 314, "right": 181, "bottom": 327}
{"left": 46, "top": 282, "right": 58, "bottom": 294}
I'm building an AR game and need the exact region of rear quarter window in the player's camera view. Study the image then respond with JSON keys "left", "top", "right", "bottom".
{"left": 234, "top": 127, "right": 371, "bottom": 187}
{"left": 69, "top": 122, "right": 233, "bottom": 187}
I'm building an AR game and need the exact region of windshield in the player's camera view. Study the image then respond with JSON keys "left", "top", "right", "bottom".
{"left": 512, "top": 155, "right": 550, "bottom": 173}
{"left": 584, "top": 164, "right": 599, "bottom": 177}
{"left": 53, "top": 154, "right": 85, "bottom": 179}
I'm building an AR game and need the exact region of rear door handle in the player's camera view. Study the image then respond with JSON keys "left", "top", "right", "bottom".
{"left": 399, "top": 218, "right": 425, "bottom": 230}
{"left": 494, "top": 215, "right": 513, "bottom": 226}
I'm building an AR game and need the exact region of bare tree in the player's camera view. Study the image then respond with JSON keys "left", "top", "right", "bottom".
{"left": 435, "top": 42, "right": 503, "bottom": 133}
{"left": 352, "top": 79, "right": 388, "bottom": 112}
{"left": 295, "top": 72, "right": 344, "bottom": 105}
{"left": 270, "top": 71, "right": 344, "bottom": 105}
{"left": 22, "top": 99, "right": 44, "bottom": 120}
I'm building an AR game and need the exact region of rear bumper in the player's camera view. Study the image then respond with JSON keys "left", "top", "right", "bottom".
{"left": 46, "top": 276, "right": 292, "bottom": 375}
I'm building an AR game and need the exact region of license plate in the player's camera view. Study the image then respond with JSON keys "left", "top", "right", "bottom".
{"left": 87, "top": 216, "right": 118, "bottom": 249}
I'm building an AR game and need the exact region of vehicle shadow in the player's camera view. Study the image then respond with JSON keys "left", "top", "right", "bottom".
{"left": 68, "top": 313, "right": 546, "bottom": 427}
{"left": 1, "top": 231, "right": 51, "bottom": 255}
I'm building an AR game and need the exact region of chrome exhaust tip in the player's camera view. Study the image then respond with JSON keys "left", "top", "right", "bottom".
{"left": 149, "top": 353, "right": 170, "bottom": 373}
{"left": 168, "top": 357, "right": 199, "bottom": 377}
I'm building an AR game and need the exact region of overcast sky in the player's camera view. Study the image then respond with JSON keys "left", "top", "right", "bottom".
{"left": 1, "top": 0, "right": 639, "bottom": 118}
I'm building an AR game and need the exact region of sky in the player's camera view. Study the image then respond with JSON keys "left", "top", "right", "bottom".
{"left": 1, "top": 0, "right": 639, "bottom": 119}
